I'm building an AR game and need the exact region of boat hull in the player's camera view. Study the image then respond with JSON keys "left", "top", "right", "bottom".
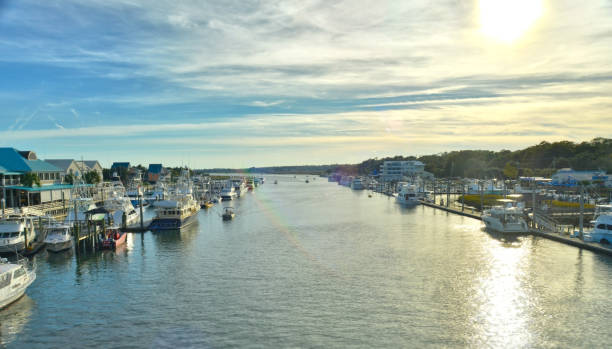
{"left": 0, "top": 272, "right": 35, "bottom": 309}
{"left": 0, "top": 241, "right": 25, "bottom": 254}
{"left": 149, "top": 212, "right": 198, "bottom": 230}
{"left": 45, "top": 240, "right": 73, "bottom": 252}
{"left": 482, "top": 216, "right": 529, "bottom": 233}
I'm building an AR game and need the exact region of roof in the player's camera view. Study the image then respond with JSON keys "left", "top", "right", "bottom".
{"left": 45, "top": 159, "right": 75, "bottom": 171}
{"left": 111, "top": 162, "right": 130, "bottom": 169}
{"left": 0, "top": 148, "right": 62, "bottom": 173}
{"left": 4, "top": 184, "right": 82, "bottom": 192}
{"left": 83, "top": 160, "right": 100, "bottom": 168}
{"left": 148, "top": 164, "right": 163, "bottom": 173}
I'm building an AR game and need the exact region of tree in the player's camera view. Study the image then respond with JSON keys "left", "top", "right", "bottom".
{"left": 84, "top": 171, "right": 101, "bottom": 184}
{"left": 21, "top": 173, "right": 41, "bottom": 188}
{"left": 64, "top": 173, "right": 74, "bottom": 184}
{"left": 503, "top": 162, "right": 518, "bottom": 179}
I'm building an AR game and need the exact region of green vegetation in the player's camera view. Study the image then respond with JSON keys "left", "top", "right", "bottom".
{"left": 84, "top": 171, "right": 101, "bottom": 184}
{"left": 20, "top": 172, "right": 41, "bottom": 187}
{"left": 64, "top": 173, "right": 74, "bottom": 185}
{"left": 459, "top": 194, "right": 503, "bottom": 210}
{"left": 356, "top": 137, "right": 612, "bottom": 178}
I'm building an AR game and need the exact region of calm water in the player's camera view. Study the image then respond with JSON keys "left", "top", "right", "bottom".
{"left": 2, "top": 175, "right": 612, "bottom": 348}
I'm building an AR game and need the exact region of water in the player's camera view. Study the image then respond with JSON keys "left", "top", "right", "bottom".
{"left": 3, "top": 175, "right": 612, "bottom": 348}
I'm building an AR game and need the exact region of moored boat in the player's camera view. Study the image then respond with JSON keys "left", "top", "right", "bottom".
{"left": 100, "top": 226, "right": 126, "bottom": 249}
{"left": 0, "top": 258, "right": 36, "bottom": 309}
{"left": 44, "top": 223, "right": 73, "bottom": 252}
{"left": 0, "top": 214, "right": 38, "bottom": 254}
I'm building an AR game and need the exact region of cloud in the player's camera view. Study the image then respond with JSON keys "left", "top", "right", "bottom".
{"left": 70, "top": 108, "right": 79, "bottom": 119}
{"left": 249, "top": 100, "right": 284, "bottom": 107}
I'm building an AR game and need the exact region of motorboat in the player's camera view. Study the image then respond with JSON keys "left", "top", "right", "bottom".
{"left": 274, "top": 180, "right": 278, "bottom": 185}
{"left": 100, "top": 226, "right": 126, "bottom": 249}
{"left": 482, "top": 198, "right": 529, "bottom": 233}
{"left": 65, "top": 198, "right": 101, "bottom": 226}
{"left": 351, "top": 177, "right": 365, "bottom": 190}
{"left": 0, "top": 258, "right": 36, "bottom": 309}
{"left": 396, "top": 183, "right": 420, "bottom": 206}
{"left": 221, "top": 184, "right": 237, "bottom": 201}
{"left": 104, "top": 193, "right": 140, "bottom": 227}
{"left": 583, "top": 204, "right": 612, "bottom": 244}
{"left": 44, "top": 223, "right": 73, "bottom": 252}
{"left": 222, "top": 207, "right": 235, "bottom": 221}
{"left": 0, "top": 214, "right": 38, "bottom": 254}
{"left": 233, "top": 179, "right": 248, "bottom": 198}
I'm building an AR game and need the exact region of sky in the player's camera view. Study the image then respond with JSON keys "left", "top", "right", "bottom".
{"left": 1, "top": 0, "right": 611, "bottom": 168}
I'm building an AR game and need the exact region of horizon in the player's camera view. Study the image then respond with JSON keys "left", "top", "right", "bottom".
{"left": 2, "top": 1, "right": 611, "bottom": 168}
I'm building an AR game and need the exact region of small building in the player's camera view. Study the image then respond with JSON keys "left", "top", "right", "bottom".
{"left": 0, "top": 148, "right": 70, "bottom": 208}
{"left": 379, "top": 160, "right": 426, "bottom": 182}
{"left": 147, "top": 164, "right": 163, "bottom": 183}
{"left": 111, "top": 162, "right": 130, "bottom": 171}
{"left": 46, "top": 159, "right": 104, "bottom": 182}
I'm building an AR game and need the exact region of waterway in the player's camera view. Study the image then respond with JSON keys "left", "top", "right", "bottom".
{"left": 2, "top": 175, "right": 612, "bottom": 348}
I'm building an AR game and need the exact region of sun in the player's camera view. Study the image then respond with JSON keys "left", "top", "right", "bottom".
{"left": 479, "top": 0, "right": 543, "bottom": 43}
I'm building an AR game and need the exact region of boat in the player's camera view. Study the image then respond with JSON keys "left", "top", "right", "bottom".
{"left": 305, "top": 178, "right": 309, "bottom": 183}
{"left": 220, "top": 185, "right": 237, "bottom": 201}
{"left": 0, "top": 214, "right": 38, "bottom": 254}
{"left": 100, "top": 226, "right": 126, "bottom": 249}
{"left": 351, "top": 177, "right": 365, "bottom": 190}
{"left": 222, "top": 207, "right": 235, "bottom": 221}
{"left": 149, "top": 170, "right": 200, "bottom": 230}
{"left": 65, "top": 198, "right": 101, "bottom": 226}
{"left": 0, "top": 258, "right": 36, "bottom": 309}
{"left": 274, "top": 180, "right": 278, "bottom": 185}
{"left": 233, "top": 179, "right": 248, "bottom": 198}
{"left": 104, "top": 193, "right": 140, "bottom": 227}
{"left": 482, "top": 198, "right": 529, "bottom": 233}
{"left": 201, "top": 201, "right": 214, "bottom": 209}
{"left": 584, "top": 204, "right": 612, "bottom": 244}
{"left": 396, "top": 183, "right": 420, "bottom": 206}
{"left": 43, "top": 223, "right": 73, "bottom": 252}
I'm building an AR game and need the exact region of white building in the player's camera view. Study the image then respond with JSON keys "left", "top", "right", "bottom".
{"left": 379, "top": 160, "right": 426, "bottom": 182}
{"left": 552, "top": 168, "right": 610, "bottom": 186}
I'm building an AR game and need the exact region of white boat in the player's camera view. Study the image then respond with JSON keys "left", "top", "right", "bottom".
{"left": 220, "top": 185, "right": 237, "bottom": 201}
{"left": 44, "top": 223, "right": 73, "bottom": 252}
{"left": 482, "top": 199, "right": 529, "bottom": 233}
{"left": 0, "top": 215, "right": 38, "bottom": 254}
{"left": 104, "top": 193, "right": 140, "bottom": 227}
{"left": 583, "top": 204, "right": 612, "bottom": 244}
{"left": 0, "top": 258, "right": 36, "bottom": 309}
{"left": 65, "top": 198, "right": 101, "bottom": 226}
{"left": 351, "top": 177, "right": 365, "bottom": 190}
{"left": 396, "top": 183, "right": 420, "bottom": 206}
{"left": 233, "top": 179, "right": 248, "bottom": 198}
{"left": 150, "top": 171, "right": 200, "bottom": 230}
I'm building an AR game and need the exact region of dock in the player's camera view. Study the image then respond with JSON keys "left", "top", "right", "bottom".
{"left": 419, "top": 200, "right": 612, "bottom": 257}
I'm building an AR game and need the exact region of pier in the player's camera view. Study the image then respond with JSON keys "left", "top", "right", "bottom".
{"left": 419, "top": 199, "right": 612, "bottom": 257}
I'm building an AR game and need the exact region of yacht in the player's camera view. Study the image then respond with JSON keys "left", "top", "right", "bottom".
{"left": 0, "top": 258, "right": 36, "bottom": 309}
{"left": 44, "top": 223, "right": 73, "bottom": 252}
{"left": 583, "top": 204, "right": 612, "bottom": 244}
{"left": 396, "top": 183, "right": 420, "bottom": 206}
{"left": 233, "top": 179, "right": 248, "bottom": 198}
{"left": 145, "top": 182, "right": 167, "bottom": 205}
{"left": 149, "top": 170, "right": 200, "bottom": 230}
{"left": 104, "top": 192, "right": 140, "bottom": 227}
{"left": 65, "top": 198, "right": 101, "bottom": 226}
{"left": 351, "top": 177, "right": 365, "bottom": 190}
{"left": 0, "top": 215, "right": 38, "bottom": 254}
{"left": 220, "top": 185, "right": 237, "bottom": 201}
{"left": 482, "top": 199, "right": 529, "bottom": 233}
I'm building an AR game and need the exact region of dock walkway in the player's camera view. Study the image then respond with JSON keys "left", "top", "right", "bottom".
{"left": 419, "top": 200, "right": 612, "bottom": 257}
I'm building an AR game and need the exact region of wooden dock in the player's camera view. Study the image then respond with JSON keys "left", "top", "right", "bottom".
{"left": 419, "top": 200, "right": 612, "bottom": 257}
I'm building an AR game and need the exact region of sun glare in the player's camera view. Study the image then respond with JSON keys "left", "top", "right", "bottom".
{"left": 479, "top": 0, "right": 543, "bottom": 43}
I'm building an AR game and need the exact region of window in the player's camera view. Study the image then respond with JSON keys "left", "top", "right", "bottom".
{"left": 0, "top": 273, "right": 11, "bottom": 289}
{"left": 13, "top": 267, "right": 25, "bottom": 279}
{"left": 608, "top": 225, "right": 612, "bottom": 231}
{"left": 10, "top": 232, "right": 18, "bottom": 238}
{"left": 597, "top": 224, "right": 606, "bottom": 229}
{"left": 0, "top": 233, "right": 7, "bottom": 238}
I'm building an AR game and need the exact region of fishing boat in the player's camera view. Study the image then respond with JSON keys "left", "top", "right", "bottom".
{"left": 482, "top": 197, "right": 529, "bottom": 233}
{"left": 0, "top": 258, "right": 36, "bottom": 309}
{"left": 44, "top": 223, "right": 73, "bottom": 252}
{"left": 233, "top": 179, "right": 248, "bottom": 198}
{"left": 351, "top": 177, "right": 365, "bottom": 190}
{"left": 0, "top": 214, "right": 38, "bottom": 254}
{"left": 100, "top": 226, "right": 126, "bottom": 249}
{"left": 222, "top": 207, "right": 235, "bottom": 221}
{"left": 220, "top": 185, "right": 237, "bottom": 201}
{"left": 583, "top": 204, "right": 612, "bottom": 244}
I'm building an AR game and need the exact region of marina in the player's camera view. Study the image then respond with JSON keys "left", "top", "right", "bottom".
{"left": 2, "top": 175, "right": 612, "bottom": 348}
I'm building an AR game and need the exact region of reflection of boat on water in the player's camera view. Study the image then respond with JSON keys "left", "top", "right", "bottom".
{"left": 0, "top": 258, "right": 36, "bottom": 310}
{"left": 0, "top": 292, "right": 34, "bottom": 346}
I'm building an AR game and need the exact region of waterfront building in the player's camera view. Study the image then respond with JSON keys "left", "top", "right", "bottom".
{"left": 379, "top": 160, "right": 427, "bottom": 182}
{"left": 147, "top": 164, "right": 164, "bottom": 183}
{"left": 46, "top": 159, "right": 103, "bottom": 180}
{"left": 552, "top": 168, "right": 611, "bottom": 186}
{"left": 111, "top": 162, "right": 130, "bottom": 172}
{"left": 0, "top": 148, "right": 71, "bottom": 208}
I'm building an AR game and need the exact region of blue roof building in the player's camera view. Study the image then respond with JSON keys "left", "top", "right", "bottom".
{"left": 147, "top": 164, "right": 163, "bottom": 183}
{"left": 111, "top": 162, "right": 130, "bottom": 170}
